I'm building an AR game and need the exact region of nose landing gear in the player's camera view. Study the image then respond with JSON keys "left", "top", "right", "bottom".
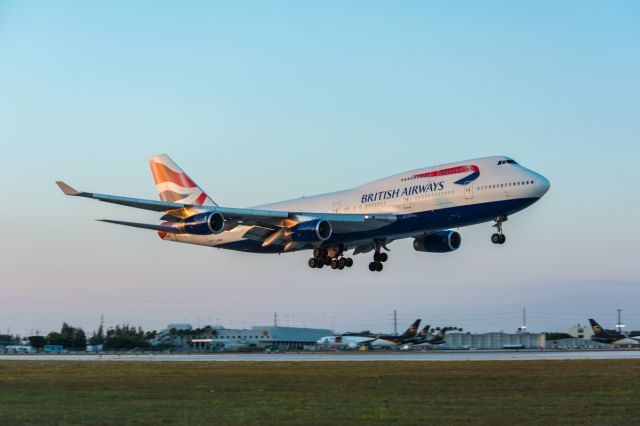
{"left": 491, "top": 215, "right": 507, "bottom": 244}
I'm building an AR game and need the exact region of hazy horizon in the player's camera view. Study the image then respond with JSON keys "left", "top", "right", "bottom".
{"left": 2, "top": 1, "right": 639, "bottom": 337}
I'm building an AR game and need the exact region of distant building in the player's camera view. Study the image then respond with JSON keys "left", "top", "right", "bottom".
{"left": 191, "top": 325, "right": 333, "bottom": 351}
{"left": 152, "top": 324, "right": 195, "bottom": 348}
{"left": 567, "top": 323, "right": 593, "bottom": 340}
{"left": 441, "top": 332, "right": 544, "bottom": 349}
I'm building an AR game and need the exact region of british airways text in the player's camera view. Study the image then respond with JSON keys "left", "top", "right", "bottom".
{"left": 361, "top": 181, "right": 445, "bottom": 204}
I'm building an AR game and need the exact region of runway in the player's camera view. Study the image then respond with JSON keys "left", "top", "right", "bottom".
{"left": 2, "top": 350, "right": 640, "bottom": 362}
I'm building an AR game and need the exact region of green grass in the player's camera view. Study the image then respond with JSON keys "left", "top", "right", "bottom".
{"left": 1, "top": 360, "right": 639, "bottom": 425}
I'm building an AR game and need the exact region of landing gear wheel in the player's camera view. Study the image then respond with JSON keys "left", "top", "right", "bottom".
{"left": 491, "top": 215, "right": 508, "bottom": 245}
{"left": 308, "top": 258, "right": 317, "bottom": 268}
{"left": 331, "top": 259, "right": 339, "bottom": 269}
{"left": 338, "top": 258, "right": 346, "bottom": 269}
{"left": 345, "top": 258, "right": 353, "bottom": 268}
{"left": 376, "top": 262, "right": 383, "bottom": 272}
{"left": 325, "top": 257, "right": 332, "bottom": 266}
{"left": 313, "top": 247, "right": 322, "bottom": 258}
{"left": 380, "top": 253, "right": 388, "bottom": 262}
{"left": 374, "top": 252, "right": 382, "bottom": 262}
{"left": 369, "top": 262, "right": 377, "bottom": 272}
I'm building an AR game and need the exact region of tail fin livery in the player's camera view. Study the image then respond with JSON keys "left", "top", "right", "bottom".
{"left": 401, "top": 319, "right": 421, "bottom": 338}
{"left": 149, "top": 154, "right": 217, "bottom": 206}
{"left": 589, "top": 318, "right": 609, "bottom": 337}
{"left": 417, "top": 325, "right": 430, "bottom": 339}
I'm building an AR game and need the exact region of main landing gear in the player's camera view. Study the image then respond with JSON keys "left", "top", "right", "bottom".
{"left": 308, "top": 247, "right": 353, "bottom": 271}
{"left": 368, "top": 245, "right": 389, "bottom": 272}
{"left": 491, "top": 215, "right": 507, "bottom": 245}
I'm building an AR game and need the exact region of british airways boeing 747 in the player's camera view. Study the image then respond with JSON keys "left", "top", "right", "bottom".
{"left": 57, "top": 154, "right": 549, "bottom": 272}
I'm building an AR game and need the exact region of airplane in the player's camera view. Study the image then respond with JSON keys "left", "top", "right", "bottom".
{"left": 316, "top": 319, "right": 421, "bottom": 349}
{"left": 315, "top": 334, "right": 377, "bottom": 350}
{"left": 589, "top": 319, "right": 640, "bottom": 346}
{"left": 400, "top": 326, "right": 454, "bottom": 350}
{"left": 56, "top": 154, "right": 550, "bottom": 272}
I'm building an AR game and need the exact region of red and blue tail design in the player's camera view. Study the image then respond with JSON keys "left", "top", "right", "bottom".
{"left": 414, "top": 165, "right": 480, "bottom": 185}
{"left": 149, "top": 154, "right": 217, "bottom": 206}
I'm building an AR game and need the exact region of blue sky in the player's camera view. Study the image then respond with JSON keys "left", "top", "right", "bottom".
{"left": 1, "top": 1, "right": 639, "bottom": 336}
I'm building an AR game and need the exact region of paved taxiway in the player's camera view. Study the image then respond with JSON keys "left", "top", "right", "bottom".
{"left": 2, "top": 350, "right": 640, "bottom": 362}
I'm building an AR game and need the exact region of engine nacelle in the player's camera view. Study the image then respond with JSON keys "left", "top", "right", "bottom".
{"left": 285, "top": 219, "right": 332, "bottom": 243}
{"left": 179, "top": 212, "right": 225, "bottom": 235}
{"left": 413, "top": 230, "right": 461, "bottom": 253}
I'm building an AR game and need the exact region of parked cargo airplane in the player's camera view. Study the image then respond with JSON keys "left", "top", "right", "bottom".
{"left": 316, "top": 319, "right": 422, "bottom": 349}
{"left": 589, "top": 319, "right": 640, "bottom": 346}
{"left": 57, "top": 154, "right": 549, "bottom": 272}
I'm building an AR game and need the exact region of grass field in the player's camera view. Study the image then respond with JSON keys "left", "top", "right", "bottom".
{"left": 1, "top": 360, "right": 639, "bottom": 425}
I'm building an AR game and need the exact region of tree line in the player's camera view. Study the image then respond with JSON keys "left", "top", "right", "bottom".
{"left": 1, "top": 323, "right": 159, "bottom": 350}
{"left": 0, "top": 323, "right": 220, "bottom": 351}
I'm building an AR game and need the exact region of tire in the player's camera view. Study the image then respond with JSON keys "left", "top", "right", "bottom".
{"left": 316, "top": 262, "right": 324, "bottom": 269}
{"left": 491, "top": 233, "right": 501, "bottom": 244}
{"left": 338, "top": 263, "right": 345, "bottom": 270}
{"left": 380, "top": 253, "right": 388, "bottom": 262}
{"left": 374, "top": 252, "right": 381, "bottom": 262}
{"left": 313, "top": 248, "right": 322, "bottom": 258}
{"left": 376, "top": 262, "right": 384, "bottom": 272}
{"left": 338, "top": 258, "right": 346, "bottom": 268}
{"left": 331, "top": 259, "right": 339, "bottom": 269}
{"left": 369, "top": 262, "right": 377, "bottom": 272}
{"left": 325, "top": 257, "right": 332, "bottom": 266}
{"left": 345, "top": 258, "right": 353, "bottom": 267}
{"left": 499, "top": 234, "right": 506, "bottom": 244}
{"left": 308, "top": 258, "right": 317, "bottom": 268}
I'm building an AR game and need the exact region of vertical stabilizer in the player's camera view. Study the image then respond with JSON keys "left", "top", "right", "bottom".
{"left": 589, "top": 318, "right": 610, "bottom": 337}
{"left": 402, "top": 319, "right": 421, "bottom": 338}
{"left": 417, "top": 325, "right": 430, "bottom": 339}
{"left": 149, "top": 154, "right": 217, "bottom": 206}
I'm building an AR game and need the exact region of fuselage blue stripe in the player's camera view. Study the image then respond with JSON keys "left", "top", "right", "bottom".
{"left": 217, "top": 197, "right": 540, "bottom": 253}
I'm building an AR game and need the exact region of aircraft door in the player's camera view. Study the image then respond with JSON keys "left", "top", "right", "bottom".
{"left": 464, "top": 182, "right": 473, "bottom": 200}
{"left": 403, "top": 196, "right": 411, "bottom": 210}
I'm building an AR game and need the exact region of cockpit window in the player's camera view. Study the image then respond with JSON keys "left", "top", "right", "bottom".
{"left": 498, "top": 159, "right": 518, "bottom": 165}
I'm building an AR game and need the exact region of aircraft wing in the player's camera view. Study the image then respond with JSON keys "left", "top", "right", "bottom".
{"left": 56, "top": 181, "right": 397, "bottom": 235}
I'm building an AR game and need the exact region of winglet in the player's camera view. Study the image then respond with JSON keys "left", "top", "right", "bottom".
{"left": 56, "top": 181, "right": 80, "bottom": 196}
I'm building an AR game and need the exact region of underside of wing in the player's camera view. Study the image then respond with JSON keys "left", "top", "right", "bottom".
{"left": 56, "top": 181, "right": 397, "bottom": 248}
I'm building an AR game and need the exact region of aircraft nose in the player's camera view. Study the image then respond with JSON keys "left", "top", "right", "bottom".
{"left": 539, "top": 174, "right": 550, "bottom": 195}
{"left": 531, "top": 172, "right": 550, "bottom": 198}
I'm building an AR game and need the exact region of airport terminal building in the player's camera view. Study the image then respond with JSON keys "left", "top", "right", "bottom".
{"left": 190, "top": 325, "right": 333, "bottom": 351}
{"left": 440, "top": 332, "right": 545, "bottom": 350}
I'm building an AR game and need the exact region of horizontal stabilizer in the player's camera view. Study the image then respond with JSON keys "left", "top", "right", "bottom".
{"left": 97, "top": 219, "right": 184, "bottom": 234}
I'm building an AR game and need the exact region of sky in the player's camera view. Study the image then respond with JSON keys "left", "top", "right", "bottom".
{"left": 1, "top": 1, "right": 639, "bottom": 336}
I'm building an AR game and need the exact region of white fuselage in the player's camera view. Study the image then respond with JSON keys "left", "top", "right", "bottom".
{"left": 161, "top": 156, "right": 550, "bottom": 252}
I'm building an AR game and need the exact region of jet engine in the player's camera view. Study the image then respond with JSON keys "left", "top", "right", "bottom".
{"left": 413, "top": 230, "right": 461, "bottom": 253}
{"left": 179, "top": 212, "right": 225, "bottom": 235}
{"left": 285, "top": 219, "right": 332, "bottom": 243}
